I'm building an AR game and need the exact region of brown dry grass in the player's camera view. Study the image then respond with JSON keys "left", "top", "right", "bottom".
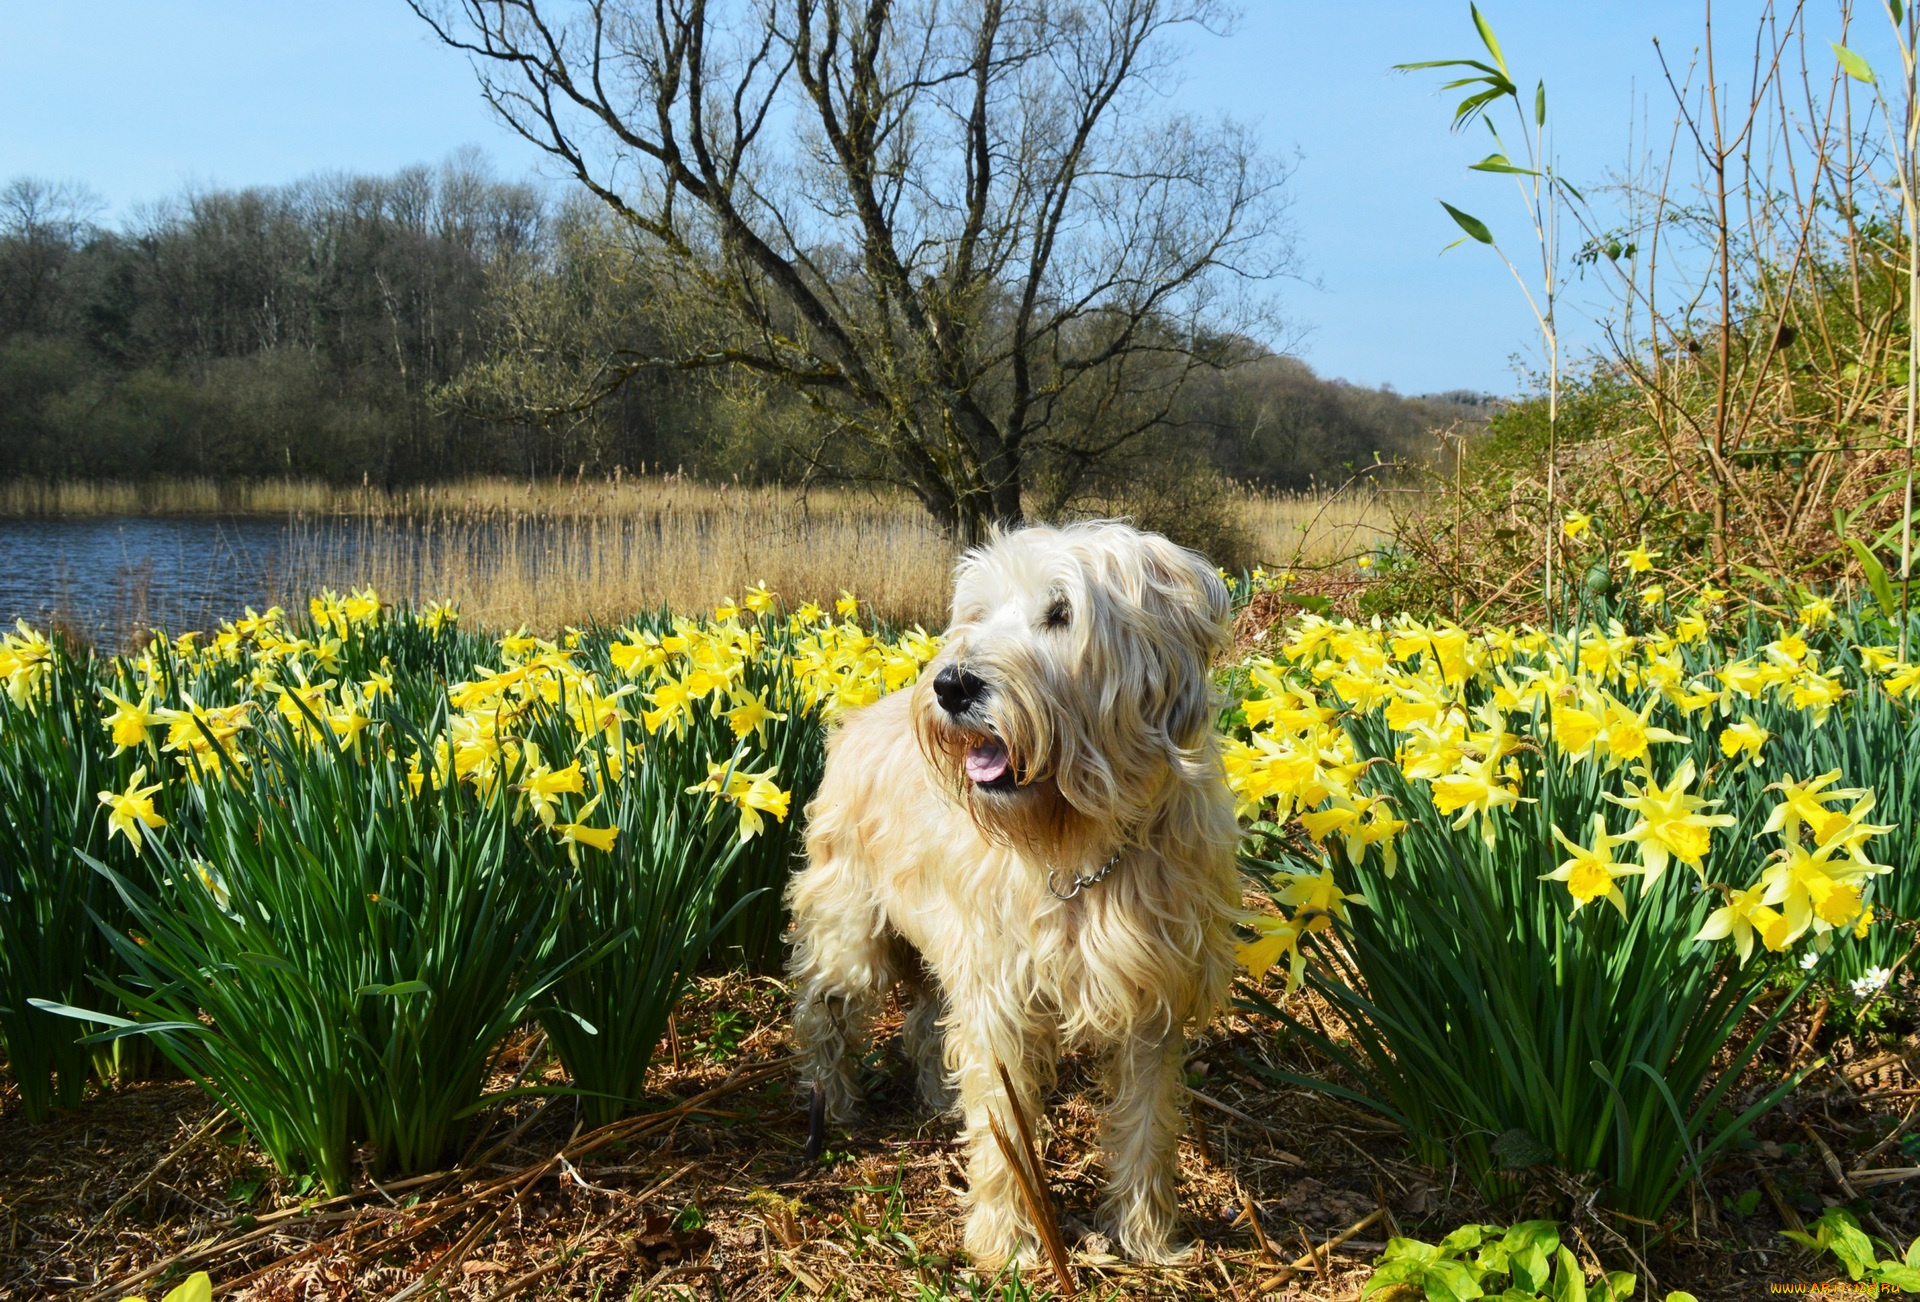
{"left": 262, "top": 478, "right": 1392, "bottom": 633}
{"left": 3, "top": 476, "right": 1395, "bottom": 633}
{"left": 1237, "top": 490, "right": 1397, "bottom": 575}
{"left": 0, "top": 957, "right": 1895, "bottom": 1302}
{"left": 0, "top": 478, "right": 345, "bottom": 518}
{"left": 280, "top": 479, "right": 961, "bottom": 632}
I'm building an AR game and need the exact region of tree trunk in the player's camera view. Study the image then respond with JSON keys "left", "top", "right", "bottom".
{"left": 954, "top": 485, "right": 995, "bottom": 548}
{"left": 988, "top": 445, "right": 1023, "bottom": 529}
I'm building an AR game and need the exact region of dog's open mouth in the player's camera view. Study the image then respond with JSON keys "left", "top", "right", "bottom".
{"left": 963, "top": 737, "right": 1019, "bottom": 791}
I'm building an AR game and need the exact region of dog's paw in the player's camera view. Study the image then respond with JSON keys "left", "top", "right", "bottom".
{"left": 1117, "top": 1233, "right": 1199, "bottom": 1266}
{"left": 1097, "top": 1211, "right": 1196, "bottom": 1265}
{"left": 964, "top": 1207, "right": 1041, "bottom": 1270}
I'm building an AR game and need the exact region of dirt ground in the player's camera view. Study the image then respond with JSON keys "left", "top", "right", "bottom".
{"left": 1, "top": 971, "right": 1913, "bottom": 1301}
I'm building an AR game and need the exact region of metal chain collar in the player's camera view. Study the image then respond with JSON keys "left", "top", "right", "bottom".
{"left": 1046, "top": 845, "right": 1126, "bottom": 900}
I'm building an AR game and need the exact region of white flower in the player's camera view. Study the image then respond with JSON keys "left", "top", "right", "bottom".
{"left": 1800, "top": 952, "right": 1820, "bottom": 972}
{"left": 1849, "top": 966, "right": 1893, "bottom": 1000}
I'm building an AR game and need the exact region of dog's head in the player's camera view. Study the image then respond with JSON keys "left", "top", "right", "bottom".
{"left": 911, "top": 520, "right": 1231, "bottom": 848}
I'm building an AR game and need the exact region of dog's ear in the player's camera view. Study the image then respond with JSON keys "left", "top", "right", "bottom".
{"left": 1134, "top": 533, "right": 1231, "bottom": 750}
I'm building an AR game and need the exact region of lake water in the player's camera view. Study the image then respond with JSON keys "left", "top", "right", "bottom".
{"left": 0, "top": 516, "right": 339, "bottom": 647}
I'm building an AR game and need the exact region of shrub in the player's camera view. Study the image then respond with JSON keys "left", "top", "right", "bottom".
{"left": 58, "top": 708, "right": 576, "bottom": 1194}
{"left": 1231, "top": 601, "right": 1903, "bottom": 1216}
{"left": 0, "top": 633, "right": 141, "bottom": 1119}
{"left": 520, "top": 694, "right": 754, "bottom": 1127}
{"left": 5, "top": 587, "right": 934, "bottom": 1182}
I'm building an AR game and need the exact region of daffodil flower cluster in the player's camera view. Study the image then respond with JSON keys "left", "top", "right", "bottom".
{"left": 1696, "top": 772, "right": 1893, "bottom": 962}
{"left": 1232, "top": 601, "right": 1907, "bottom": 990}
{"left": 0, "top": 621, "right": 54, "bottom": 707}
{"left": 2, "top": 584, "right": 941, "bottom": 862}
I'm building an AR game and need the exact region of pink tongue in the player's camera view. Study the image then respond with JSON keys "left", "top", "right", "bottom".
{"left": 965, "top": 740, "right": 1011, "bottom": 783}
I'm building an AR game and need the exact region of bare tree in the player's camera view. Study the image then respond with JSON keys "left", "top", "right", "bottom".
{"left": 0, "top": 178, "right": 103, "bottom": 337}
{"left": 408, "top": 0, "right": 1292, "bottom": 542}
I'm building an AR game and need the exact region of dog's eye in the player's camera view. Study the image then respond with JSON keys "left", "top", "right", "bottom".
{"left": 1043, "top": 597, "right": 1071, "bottom": 631}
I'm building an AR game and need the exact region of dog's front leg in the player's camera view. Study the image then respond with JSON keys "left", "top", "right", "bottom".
{"left": 1096, "top": 1026, "right": 1190, "bottom": 1263}
{"left": 947, "top": 1004, "right": 1051, "bottom": 1269}
{"left": 789, "top": 961, "right": 887, "bottom": 1134}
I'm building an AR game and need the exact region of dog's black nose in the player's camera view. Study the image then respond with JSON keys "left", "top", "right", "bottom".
{"left": 933, "top": 665, "right": 985, "bottom": 715}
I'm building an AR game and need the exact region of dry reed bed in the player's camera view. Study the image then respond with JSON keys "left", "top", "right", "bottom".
{"left": 282, "top": 484, "right": 963, "bottom": 631}
{"left": 4, "top": 477, "right": 1396, "bottom": 634}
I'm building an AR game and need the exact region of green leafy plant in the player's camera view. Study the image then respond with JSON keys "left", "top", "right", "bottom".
{"left": 1785, "top": 1208, "right": 1920, "bottom": 1292}
{"left": 1364, "top": 1221, "right": 1695, "bottom": 1302}
{"left": 532, "top": 701, "right": 756, "bottom": 1127}
{"left": 1366, "top": 1222, "right": 1607, "bottom": 1302}
{"left": 1399, "top": 4, "right": 1584, "bottom": 621}
{"left": 1232, "top": 607, "right": 1916, "bottom": 1217}
{"left": 0, "top": 640, "right": 150, "bottom": 1119}
{"left": 126, "top": 1272, "right": 214, "bottom": 1302}
{"left": 45, "top": 707, "right": 577, "bottom": 1194}
{"left": 1245, "top": 711, "right": 1812, "bottom": 1217}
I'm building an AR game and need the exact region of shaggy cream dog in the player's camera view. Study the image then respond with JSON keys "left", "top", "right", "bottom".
{"left": 786, "top": 520, "right": 1240, "bottom": 1266}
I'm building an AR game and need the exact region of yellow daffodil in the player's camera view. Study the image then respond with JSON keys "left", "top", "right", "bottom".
{"left": 519, "top": 760, "right": 586, "bottom": 827}
{"left": 642, "top": 677, "right": 694, "bottom": 736}
{"left": 1695, "top": 883, "right": 1789, "bottom": 964}
{"left": 1543, "top": 814, "right": 1642, "bottom": 917}
{"left": 1604, "top": 758, "right": 1734, "bottom": 884}
{"left": 688, "top": 762, "right": 793, "bottom": 841}
{"left": 1762, "top": 770, "right": 1867, "bottom": 846}
{"left": 345, "top": 587, "right": 382, "bottom": 625}
{"left": 126, "top": 1271, "right": 213, "bottom": 1302}
{"left": 1593, "top": 692, "right": 1687, "bottom": 769}
{"left": 1, "top": 620, "right": 54, "bottom": 705}
{"left": 1298, "top": 792, "right": 1405, "bottom": 873}
{"left": 609, "top": 630, "right": 666, "bottom": 677}
{"left": 1886, "top": 661, "right": 1920, "bottom": 700}
{"left": 1237, "top": 914, "right": 1307, "bottom": 991}
{"left": 553, "top": 793, "right": 619, "bottom": 860}
{"left": 328, "top": 698, "right": 373, "bottom": 752}
{"left": 723, "top": 689, "right": 788, "bottom": 741}
{"left": 1719, "top": 715, "right": 1769, "bottom": 768}
{"left": 100, "top": 686, "right": 163, "bottom": 753}
{"left": 1271, "top": 864, "right": 1367, "bottom": 934}
{"left": 1858, "top": 644, "right": 1901, "bottom": 673}
{"left": 1758, "top": 824, "right": 1888, "bottom": 942}
{"left": 1562, "top": 510, "right": 1591, "bottom": 539}
{"left": 1429, "top": 748, "right": 1529, "bottom": 847}
{"left": 1788, "top": 668, "right": 1845, "bottom": 725}
{"left": 99, "top": 765, "right": 167, "bottom": 854}
{"left": 193, "top": 859, "right": 233, "bottom": 913}
{"left": 1622, "top": 544, "right": 1661, "bottom": 574}
{"left": 1548, "top": 699, "right": 1604, "bottom": 763}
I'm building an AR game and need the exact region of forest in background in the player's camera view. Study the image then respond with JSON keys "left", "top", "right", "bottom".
{"left": 0, "top": 156, "right": 1488, "bottom": 507}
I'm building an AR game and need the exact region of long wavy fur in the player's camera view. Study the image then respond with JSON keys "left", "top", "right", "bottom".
{"left": 786, "top": 521, "right": 1240, "bottom": 1266}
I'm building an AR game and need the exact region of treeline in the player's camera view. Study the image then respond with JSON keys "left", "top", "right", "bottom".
{"left": 0, "top": 156, "right": 1482, "bottom": 494}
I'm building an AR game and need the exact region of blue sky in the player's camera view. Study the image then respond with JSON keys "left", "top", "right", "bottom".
{"left": 0, "top": 2, "right": 1900, "bottom": 395}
